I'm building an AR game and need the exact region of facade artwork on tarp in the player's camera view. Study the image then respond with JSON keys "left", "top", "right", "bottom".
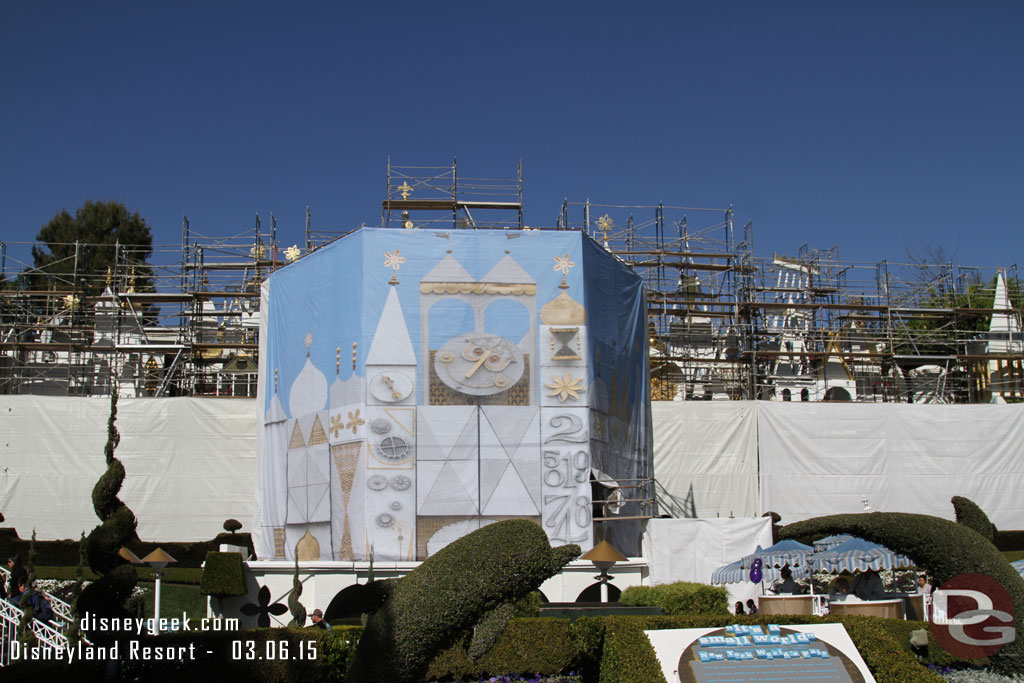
{"left": 256, "top": 228, "right": 650, "bottom": 561}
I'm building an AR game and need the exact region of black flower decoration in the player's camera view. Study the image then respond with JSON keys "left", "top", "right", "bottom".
{"left": 240, "top": 585, "right": 288, "bottom": 627}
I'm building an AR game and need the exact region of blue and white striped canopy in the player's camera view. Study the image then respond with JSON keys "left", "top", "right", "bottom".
{"left": 711, "top": 558, "right": 809, "bottom": 585}
{"left": 813, "top": 534, "right": 853, "bottom": 553}
{"left": 1012, "top": 559, "right": 1024, "bottom": 579}
{"left": 740, "top": 539, "right": 815, "bottom": 571}
{"left": 809, "top": 537, "right": 913, "bottom": 573}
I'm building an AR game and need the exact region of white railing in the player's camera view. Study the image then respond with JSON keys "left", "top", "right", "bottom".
{"left": 0, "top": 567, "right": 74, "bottom": 632}
{"left": 0, "top": 599, "right": 19, "bottom": 667}
{"left": 0, "top": 598, "right": 80, "bottom": 667}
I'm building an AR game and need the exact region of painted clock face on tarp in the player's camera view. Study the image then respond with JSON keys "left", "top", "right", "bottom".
{"left": 433, "top": 332, "right": 524, "bottom": 395}
{"left": 749, "top": 558, "right": 763, "bottom": 584}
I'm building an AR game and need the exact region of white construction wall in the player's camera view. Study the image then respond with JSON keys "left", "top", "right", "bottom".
{"left": 3, "top": 396, "right": 1021, "bottom": 545}
{"left": 653, "top": 400, "right": 1024, "bottom": 530}
{"left": 0, "top": 396, "right": 257, "bottom": 541}
{"left": 758, "top": 401, "right": 1024, "bottom": 529}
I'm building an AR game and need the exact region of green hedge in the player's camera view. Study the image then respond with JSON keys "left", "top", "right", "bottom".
{"left": 598, "top": 618, "right": 666, "bottom": 683}
{"left": 427, "top": 618, "right": 576, "bottom": 681}
{"left": 200, "top": 552, "right": 247, "bottom": 597}
{"left": 619, "top": 582, "right": 729, "bottom": 616}
{"left": 35, "top": 565, "right": 204, "bottom": 585}
{"left": 995, "top": 529, "right": 1024, "bottom": 551}
{"left": 0, "top": 528, "right": 253, "bottom": 568}
{"left": 951, "top": 496, "right": 996, "bottom": 541}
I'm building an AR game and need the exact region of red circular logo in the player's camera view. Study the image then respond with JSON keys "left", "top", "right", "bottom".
{"left": 931, "top": 573, "right": 1016, "bottom": 659}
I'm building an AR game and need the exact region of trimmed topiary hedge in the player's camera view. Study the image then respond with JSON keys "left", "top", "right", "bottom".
{"left": 951, "top": 496, "right": 996, "bottom": 542}
{"left": 598, "top": 618, "right": 667, "bottom": 683}
{"left": 199, "top": 551, "right": 247, "bottom": 597}
{"left": 0, "top": 531, "right": 254, "bottom": 569}
{"left": 994, "top": 529, "right": 1024, "bottom": 552}
{"left": 349, "top": 519, "right": 580, "bottom": 683}
{"left": 619, "top": 581, "right": 729, "bottom": 616}
{"left": 778, "top": 511, "right": 1024, "bottom": 669}
{"left": 427, "top": 617, "right": 577, "bottom": 681}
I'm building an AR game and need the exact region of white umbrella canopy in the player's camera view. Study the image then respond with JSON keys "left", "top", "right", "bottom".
{"left": 809, "top": 537, "right": 914, "bottom": 574}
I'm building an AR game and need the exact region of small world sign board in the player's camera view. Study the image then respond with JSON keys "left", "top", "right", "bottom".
{"left": 645, "top": 623, "right": 875, "bottom": 683}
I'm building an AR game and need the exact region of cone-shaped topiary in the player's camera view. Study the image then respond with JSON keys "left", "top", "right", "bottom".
{"left": 779, "top": 510, "right": 1024, "bottom": 669}
{"left": 348, "top": 519, "right": 580, "bottom": 683}
{"left": 77, "top": 390, "right": 139, "bottom": 622}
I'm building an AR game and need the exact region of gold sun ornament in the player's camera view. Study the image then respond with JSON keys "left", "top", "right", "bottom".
{"left": 553, "top": 254, "right": 575, "bottom": 289}
{"left": 284, "top": 245, "right": 301, "bottom": 262}
{"left": 384, "top": 249, "right": 406, "bottom": 285}
{"left": 546, "top": 374, "right": 585, "bottom": 402}
{"left": 346, "top": 409, "right": 365, "bottom": 434}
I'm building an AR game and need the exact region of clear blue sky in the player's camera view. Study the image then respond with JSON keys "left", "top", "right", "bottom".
{"left": 3, "top": 2, "right": 1022, "bottom": 271}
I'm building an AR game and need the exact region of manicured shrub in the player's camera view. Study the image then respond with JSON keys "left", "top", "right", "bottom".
{"left": 598, "top": 618, "right": 666, "bottom": 683}
{"left": 199, "top": 552, "right": 247, "bottom": 597}
{"left": 951, "top": 496, "right": 996, "bottom": 542}
{"left": 619, "top": 582, "right": 729, "bottom": 616}
{"left": 512, "top": 590, "right": 545, "bottom": 618}
{"left": 427, "top": 618, "right": 577, "bottom": 681}
{"left": 778, "top": 511, "right": 1024, "bottom": 669}
{"left": 349, "top": 519, "right": 580, "bottom": 683}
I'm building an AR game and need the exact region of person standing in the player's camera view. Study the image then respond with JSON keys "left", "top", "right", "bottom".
{"left": 917, "top": 575, "right": 934, "bottom": 620}
{"left": 310, "top": 608, "right": 329, "bottom": 630}
{"left": 746, "top": 599, "right": 758, "bottom": 615}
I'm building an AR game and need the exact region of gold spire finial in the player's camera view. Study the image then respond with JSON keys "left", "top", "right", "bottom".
{"left": 397, "top": 181, "right": 413, "bottom": 199}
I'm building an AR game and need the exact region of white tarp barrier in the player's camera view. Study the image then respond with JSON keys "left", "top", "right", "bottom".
{"left": 758, "top": 402, "right": 1024, "bottom": 529}
{"left": 642, "top": 517, "right": 772, "bottom": 607}
{"left": 0, "top": 395, "right": 257, "bottom": 541}
{"left": 651, "top": 401, "right": 758, "bottom": 519}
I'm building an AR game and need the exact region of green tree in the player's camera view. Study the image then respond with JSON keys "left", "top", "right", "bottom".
{"left": 890, "top": 268, "right": 1022, "bottom": 362}
{"left": 31, "top": 199, "right": 154, "bottom": 295}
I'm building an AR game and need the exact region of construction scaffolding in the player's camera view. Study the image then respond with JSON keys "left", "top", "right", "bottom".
{"left": 2, "top": 162, "right": 1021, "bottom": 402}
{"left": 0, "top": 215, "right": 278, "bottom": 398}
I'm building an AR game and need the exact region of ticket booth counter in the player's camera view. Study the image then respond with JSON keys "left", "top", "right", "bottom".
{"left": 758, "top": 595, "right": 814, "bottom": 615}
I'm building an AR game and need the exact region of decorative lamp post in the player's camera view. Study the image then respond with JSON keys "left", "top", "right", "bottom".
{"left": 581, "top": 541, "right": 627, "bottom": 603}
{"left": 142, "top": 548, "right": 177, "bottom": 629}
{"left": 118, "top": 547, "right": 143, "bottom": 564}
